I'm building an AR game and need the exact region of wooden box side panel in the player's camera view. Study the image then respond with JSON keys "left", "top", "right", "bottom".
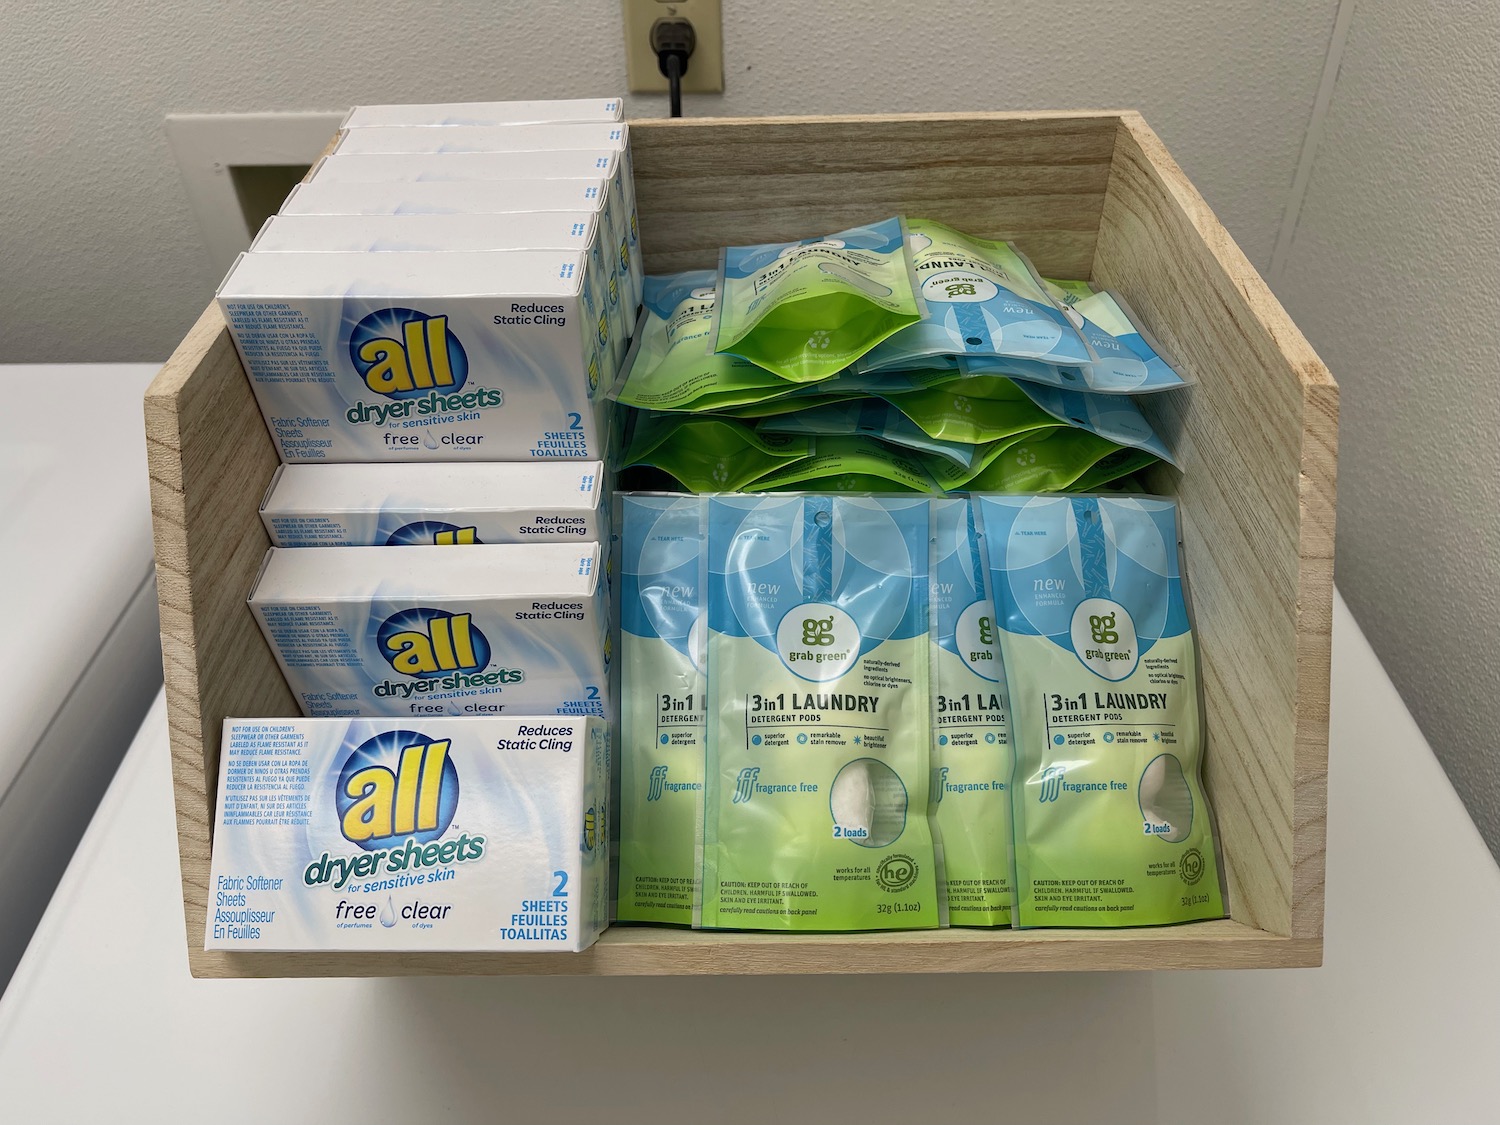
{"left": 631, "top": 112, "right": 1121, "bottom": 279}
{"left": 188, "top": 919, "right": 1318, "bottom": 977}
{"left": 1093, "top": 116, "right": 1337, "bottom": 940}
{"left": 145, "top": 304, "right": 293, "bottom": 956}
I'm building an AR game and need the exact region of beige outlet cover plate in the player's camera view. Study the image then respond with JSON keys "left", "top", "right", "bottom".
{"left": 622, "top": 0, "right": 724, "bottom": 94}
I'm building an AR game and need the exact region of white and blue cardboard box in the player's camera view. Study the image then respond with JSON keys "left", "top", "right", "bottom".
{"left": 282, "top": 174, "right": 633, "bottom": 358}
{"left": 250, "top": 208, "right": 626, "bottom": 372}
{"left": 341, "top": 97, "right": 623, "bottom": 129}
{"left": 299, "top": 151, "right": 639, "bottom": 315}
{"left": 248, "top": 542, "right": 611, "bottom": 718}
{"left": 330, "top": 123, "right": 641, "bottom": 309}
{"left": 206, "top": 716, "right": 610, "bottom": 952}
{"left": 260, "top": 460, "right": 606, "bottom": 546}
{"left": 218, "top": 248, "right": 614, "bottom": 463}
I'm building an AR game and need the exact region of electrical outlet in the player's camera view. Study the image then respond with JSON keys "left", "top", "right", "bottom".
{"left": 622, "top": 0, "right": 723, "bottom": 95}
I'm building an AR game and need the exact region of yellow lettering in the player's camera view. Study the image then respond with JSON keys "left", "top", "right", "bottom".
{"left": 385, "top": 630, "right": 438, "bottom": 675}
{"left": 392, "top": 743, "right": 423, "bottom": 835}
{"left": 450, "top": 613, "right": 476, "bottom": 668}
{"left": 341, "top": 767, "right": 395, "bottom": 841}
{"left": 416, "top": 740, "right": 450, "bottom": 832}
{"left": 403, "top": 318, "right": 435, "bottom": 390}
{"left": 430, "top": 615, "right": 456, "bottom": 668}
{"left": 384, "top": 615, "right": 479, "bottom": 675}
{"left": 358, "top": 338, "right": 413, "bottom": 394}
{"left": 426, "top": 316, "right": 455, "bottom": 387}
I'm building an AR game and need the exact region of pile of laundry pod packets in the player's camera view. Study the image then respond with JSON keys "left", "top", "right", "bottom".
{"left": 614, "top": 216, "right": 1179, "bottom": 494}
{"left": 613, "top": 216, "right": 1228, "bottom": 931}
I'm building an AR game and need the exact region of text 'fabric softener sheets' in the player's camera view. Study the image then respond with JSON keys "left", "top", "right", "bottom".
{"left": 206, "top": 716, "right": 609, "bottom": 952}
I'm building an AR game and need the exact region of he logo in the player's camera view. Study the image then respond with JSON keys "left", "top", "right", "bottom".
{"left": 732, "top": 766, "right": 760, "bottom": 804}
{"left": 801, "top": 616, "right": 836, "bottom": 647}
{"left": 337, "top": 732, "right": 458, "bottom": 847}
{"left": 944, "top": 281, "right": 978, "bottom": 298}
{"left": 1179, "top": 848, "right": 1206, "bottom": 886}
{"left": 1089, "top": 612, "right": 1119, "bottom": 645}
{"left": 349, "top": 308, "right": 468, "bottom": 398}
{"left": 647, "top": 764, "right": 669, "bottom": 802}
{"left": 1039, "top": 765, "right": 1066, "bottom": 803}
{"left": 977, "top": 614, "right": 994, "bottom": 645}
{"left": 377, "top": 610, "right": 490, "bottom": 679}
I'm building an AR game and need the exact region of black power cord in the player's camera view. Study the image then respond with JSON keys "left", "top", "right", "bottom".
{"left": 650, "top": 17, "right": 696, "bottom": 118}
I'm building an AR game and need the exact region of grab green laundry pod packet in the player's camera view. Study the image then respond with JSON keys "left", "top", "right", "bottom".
{"left": 682, "top": 381, "right": 811, "bottom": 414}
{"left": 963, "top": 428, "right": 1154, "bottom": 492}
{"left": 886, "top": 374, "right": 1175, "bottom": 467}
{"left": 920, "top": 433, "right": 1045, "bottom": 492}
{"left": 713, "top": 217, "right": 925, "bottom": 382}
{"left": 611, "top": 271, "right": 792, "bottom": 410}
{"left": 706, "top": 390, "right": 863, "bottom": 420}
{"left": 767, "top": 473, "right": 925, "bottom": 495}
{"left": 701, "top": 494, "right": 941, "bottom": 930}
{"left": 797, "top": 364, "right": 962, "bottom": 398}
{"left": 961, "top": 282, "right": 1191, "bottom": 395}
{"left": 879, "top": 378, "right": 1058, "bottom": 445}
{"left": 752, "top": 436, "right": 940, "bottom": 493}
{"left": 622, "top": 414, "right": 810, "bottom": 491}
{"left": 618, "top": 494, "right": 707, "bottom": 925}
{"left": 1044, "top": 279, "right": 1192, "bottom": 393}
{"left": 758, "top": 399, "right": 982, "bottom": 468}
{"left": 1067, "top": 446, "right": 1163, "bottom": 492}
{"left": 977, "top": 494, "right": 1227, "bottom": 928}
{"left": 855, "top": 218, "right": 1091, "bottom": 373}
{"left": 1011, "top": 381, "right": 1179, "bottom": 467}
{"left": 930, "top": 497, "right": 1012, "bottom": 926}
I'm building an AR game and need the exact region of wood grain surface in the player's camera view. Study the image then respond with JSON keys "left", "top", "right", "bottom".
{"left": 145, "top": 303, "right": 292, "bottom": 960}
{"left": 186, "top": 919, "right": 1320, "bottom": 978}
{"left": 631, "top": 112, "right": 1120, "bottom": 278}
{"left": 1093, "top": 114, "right": 1336, "bottom": 941}
{"left": 145, "top": 111, "right": 1335, "bottom": 975}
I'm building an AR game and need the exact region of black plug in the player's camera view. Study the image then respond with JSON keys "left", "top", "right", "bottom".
{"left": 650, "top": 17, "right": 695, "bottom": 118}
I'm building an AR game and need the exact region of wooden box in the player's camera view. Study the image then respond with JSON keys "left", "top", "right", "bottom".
{"left": 146, "top": 111, "right": 1336, "bottom": 976}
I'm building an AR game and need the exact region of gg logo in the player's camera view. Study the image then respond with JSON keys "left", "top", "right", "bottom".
{"left": 1089, "top": 612, "right": 1119, "bottom": 645}
{"left": 801, "top": 616, "right": 836, "bottom": 646}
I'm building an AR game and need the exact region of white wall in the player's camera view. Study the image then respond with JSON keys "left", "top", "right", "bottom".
{"left": 1, "top": 0, "right": 1336, "bottom": 362}
{"left": 1275, "top": 0, "right": 1500, "bottom": 854}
